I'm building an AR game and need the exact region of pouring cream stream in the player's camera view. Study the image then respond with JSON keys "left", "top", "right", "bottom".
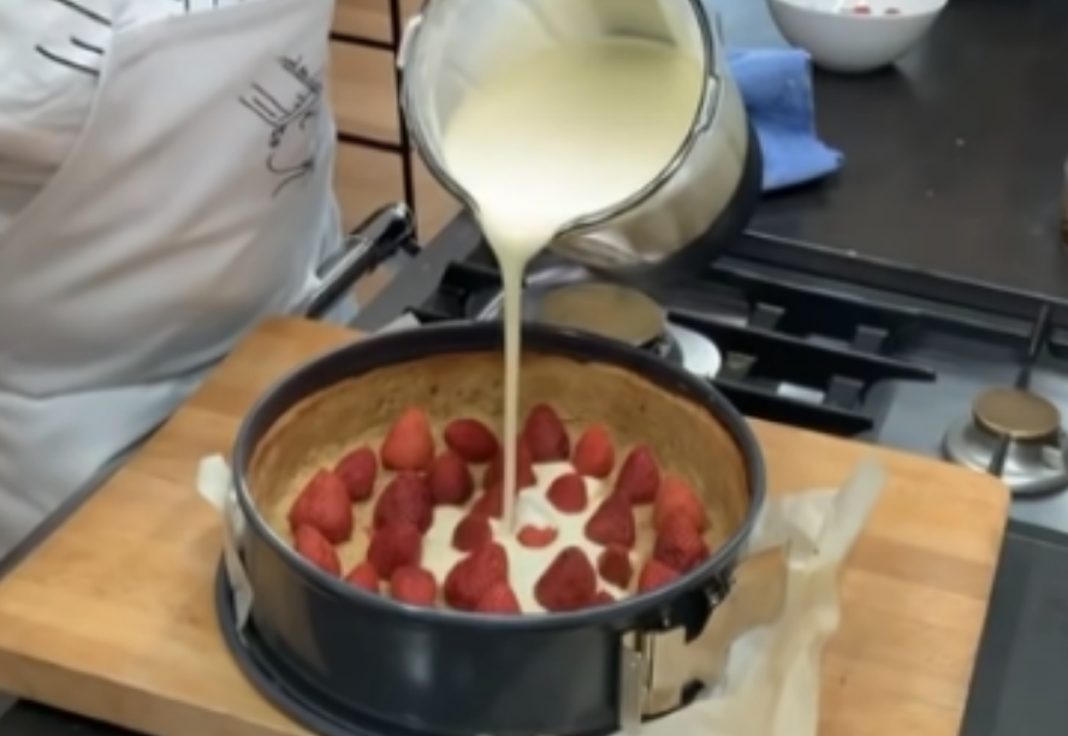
{"left": 442, "top": 38, "right": 704, "bottom": 530}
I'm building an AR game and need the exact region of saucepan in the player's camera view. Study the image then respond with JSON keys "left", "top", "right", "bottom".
{"left": 219, "top": 322, "right": 772, "bottom": 735}
{"left": 398, "top": 0, "right": 763, "bottom": 281}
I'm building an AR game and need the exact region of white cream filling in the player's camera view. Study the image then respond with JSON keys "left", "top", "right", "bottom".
{"left": 422, "top": 461, "right": 634, "bottom": 613}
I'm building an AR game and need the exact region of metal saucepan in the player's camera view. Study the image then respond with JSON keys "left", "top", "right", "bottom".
{"left": 399, "top": 0, "right": 763, "bottom": 282}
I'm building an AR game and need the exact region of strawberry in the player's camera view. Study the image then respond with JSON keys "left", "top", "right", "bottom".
{"left": 293, "top": 524, "right": 341, "bottom": 576}
{"left": 614, "top": 445, "right": 660, "bottom": 505}
{"left": 390, "top": 566, "right": 438, "bottom": 607}
{"left": 593, "top": 590, "right": 616, "bottom": 606}
{"left": 334, "top": 446, "right": 377, "bottom": 502}
{"left": 483, "top": 439, "right": 536, "bottom": 490}
{"left": 444, "top": 543, "right": 509, "bottom": 611}
{"left": 547, "top": 473, "right": 587, "bottom": 513}
{"left": 373, "top": 473, "right": 433, "bottom": 533}
{"left": 597, "top": 545, "right": 633, "bottom": 588}
{"left": 472, "top": 483, "right": 505, "bottom": 519}
{"left": 653, "top": 474, "right": 707, "bottom": 534}
{"left": 584, "top": 495, "right": 635, "bottom": 548}
{"left": 637, "top": 559, "right": 681, "bottom": 593}
{"left": 654, "top": 514, "right": 709, "bottom": 573}
{"left": 366, "top": 522, "right": 422, "bottom": 578}
{"left": 380, "top": 407, "right": 435, "bottom": 471}
{"left": 517, "top": 525, "right": 558, "bottom": 549}
{"left": 452, "top": 512, "right": 493, "bottom": 552}
{"left": 345, "top": 562, "right": 380, "bottom": 593}
{"left": 475, "top": 581, "right": 522, "bottom": 614}
{"left": 573, "top": 424, "right": 615, "bottom": 478}
{"left": 288, "top": 469, "right": 354, "bottom": 543}
{"left": 428, "top": 451, "right": 474, "bottom": 506}
{"left": 444, "top": 418, "right": 499, "bottom": 463}
{"left": 535, "top": 547, "right": 597, "bottom": 612}
{"left": 522, "top": 404, "right": 570, "bottom": 462}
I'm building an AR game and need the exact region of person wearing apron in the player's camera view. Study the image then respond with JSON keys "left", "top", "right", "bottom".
{"left": 0, "top": 0, "right": 345, "bottom": 561}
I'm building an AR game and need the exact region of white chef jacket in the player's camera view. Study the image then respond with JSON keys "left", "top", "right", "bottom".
{"left": 0, "top": 0, "right": 345, "bottom": 559}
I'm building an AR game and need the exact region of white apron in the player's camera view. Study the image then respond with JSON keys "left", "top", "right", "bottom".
{"left": 0, "top": 0, "right": 343, "bottom": 558}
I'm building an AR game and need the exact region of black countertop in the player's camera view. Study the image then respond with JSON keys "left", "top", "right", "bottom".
{"left": 6, "top": 0, "right": 1068, "bottom": 733}
{"left": 960, "top": 521, "right": 1068, "bottom": 736}
{"left": 723, "top": 0, "right": 1068, "bottom": 304}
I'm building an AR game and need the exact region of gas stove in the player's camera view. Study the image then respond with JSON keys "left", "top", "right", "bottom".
{"left": 356, "top": 217, "right": 1068, "bottom": 520}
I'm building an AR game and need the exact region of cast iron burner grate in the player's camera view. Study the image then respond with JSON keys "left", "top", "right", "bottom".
{"left": 405, "top": 249, "right": 938, "bottom": 437}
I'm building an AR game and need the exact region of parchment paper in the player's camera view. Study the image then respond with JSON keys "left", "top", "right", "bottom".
{"left": 621, "top": 458, "right": 886, "bottom": 736}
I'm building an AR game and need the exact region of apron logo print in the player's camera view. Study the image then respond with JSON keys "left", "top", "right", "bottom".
{"left": 239, "top": 55, "right": 324, "bottom": 197}
{"left": 35, "top": 0, "right": 110, "bottom": 77}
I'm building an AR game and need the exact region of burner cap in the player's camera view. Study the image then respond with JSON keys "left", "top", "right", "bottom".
{"left": 973, "top": 387, "right": 1061, "bottom": 442}
{"left": 665, "top": 323, "right": 722, "bottom": 379}
{"left": 535, "top": 282, "right": 666, "bottom": 347}
{"left": 944, "top": 386, "right": 1068, "bottom": 497}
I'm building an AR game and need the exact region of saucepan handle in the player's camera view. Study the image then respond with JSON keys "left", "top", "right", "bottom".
{"left": 304, "top": 202, "right": 418, "bottom": 320}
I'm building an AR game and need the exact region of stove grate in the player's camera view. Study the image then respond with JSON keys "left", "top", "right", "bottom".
{"left": 403, "top": 257, "right": 943, "bottom": 437}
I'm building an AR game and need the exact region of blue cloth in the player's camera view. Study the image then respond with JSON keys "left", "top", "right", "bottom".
{"left": 728, "top": 48, "right": 843, "bottom": 191}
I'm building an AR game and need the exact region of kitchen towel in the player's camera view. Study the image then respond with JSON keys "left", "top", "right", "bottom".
{"left": 728, "top": 48, "right": 844, "bottom": 191}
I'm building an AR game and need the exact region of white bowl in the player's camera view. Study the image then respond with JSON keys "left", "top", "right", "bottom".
{"left": 766, "top": 0, "right": 948, "bottom": 74}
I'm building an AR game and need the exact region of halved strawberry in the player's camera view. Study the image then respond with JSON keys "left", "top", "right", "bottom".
{"left": 584, "top": 495, "right": 635, "bottom": 548}
{"left": 380, "top": 407, "right": 435, "bottom": 471}
{"left": 654, "top": 514, "right": 709, "bottom": 573}
{"left": 428, "top": 451, "right": 474, "bottom": 506}
{"left": 294, "top": 524, "right": 341, "bottom": 576}
{"left": 517, "top": 525, "right": 558, "bottom": 549}
{"left": 593, "top": 590, "right": 616, "bottom": 606}
{"left": 483, "top": 439, "right": 536, "bottom": 490}
{"left": 475, "top": 581, "right": 521, "bottom": 614}
{"left": 444, "top": 418, "right": 499, "bottom": 463}
{"left": 345, "top": 562, "right": 380, "bottom": 592}
{"left": 653, "top": 474, "right": 707, "bottom": 534}
{"left": 373, "top": 473, "right": 433, "bottom": 533}
{"left": 366, "top": 522, "right": 422, "bottom": 578}
{"left": 547, "top": 473, "right": 587, "bottom": 514}
{"left": 573, "top": 424, "right": 615, "bottom": 478}
{"left": 288, "top": 469, "right": 354, "bottom": 544}
{"left": 444, "top": 543, "right": 509, "bottom": 611}
{"left": 390, "top": 566, "right": 438, "bottom": 607}
{"left": 472, "top": 483, "right": 505, "bottom": 519}
{"left": 334, "top": 446, "right": 378, "bottom": 502}
{"left": 637, "top": 559, "right": 681, "bottom": 593}
{"left": 452, "top": 512, "right": 493, "bottom": 552}
{"left": 535, "top": 547, "right": 597, "bottom": 612}
{"left": 614, "top": 445, "right": 660, "bottom": 505}
{"left": 522, "top": 404, "right": 570, "bottom": 462}
{"left": 597, "top": 545, "right": 634, "bottom": 588}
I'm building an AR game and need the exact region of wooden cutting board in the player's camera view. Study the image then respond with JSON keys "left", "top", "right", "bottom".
{"left": 0, "top": 318, "right": 1009, "bottom": 736}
